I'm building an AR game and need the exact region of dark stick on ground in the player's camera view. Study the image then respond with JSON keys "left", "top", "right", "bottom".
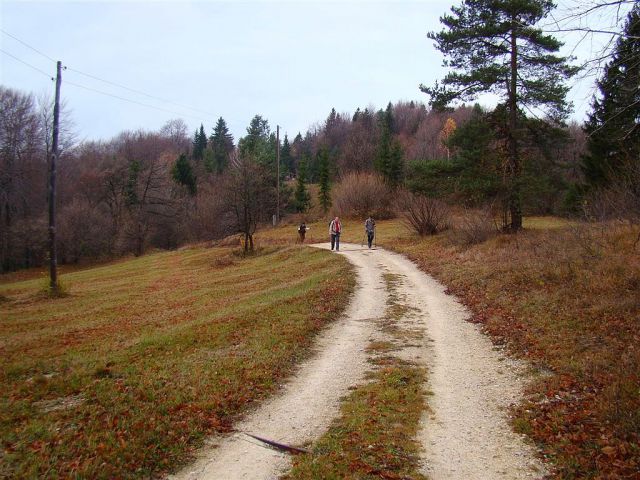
{"left": 242, "top": 432, "right": 309, "bottom": 455}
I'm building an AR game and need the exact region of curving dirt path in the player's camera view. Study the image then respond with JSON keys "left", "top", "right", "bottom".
{"left": 170, "top": 244, "right": 546, "bottom": 480}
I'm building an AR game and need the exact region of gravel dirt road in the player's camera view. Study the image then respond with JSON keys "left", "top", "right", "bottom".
{"left": 170, "top": 244, "right": 546, "bottom": 480}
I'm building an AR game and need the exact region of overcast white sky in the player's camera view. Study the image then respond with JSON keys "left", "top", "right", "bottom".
{"left": 0, "top": 0, "right": 625, "bottom": 144}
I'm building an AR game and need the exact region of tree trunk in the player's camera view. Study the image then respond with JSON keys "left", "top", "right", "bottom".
{"left": 508, "top": 18, "right": 523, "bottom": 232}
{"left": 135, "top": 222, "right": 144, "bottom": 257}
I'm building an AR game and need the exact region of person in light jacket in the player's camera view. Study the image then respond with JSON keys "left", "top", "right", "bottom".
{"left": 329, "top": 217, "right": 341, "bottom": 251}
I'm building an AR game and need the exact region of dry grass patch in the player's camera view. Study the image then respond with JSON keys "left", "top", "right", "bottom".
{"left": 0, "top": 246, "right": 354, "bottom": 479}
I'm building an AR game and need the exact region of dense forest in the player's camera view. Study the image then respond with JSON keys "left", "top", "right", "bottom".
{"left": 1, "top": 2, "right": 638, "bottom": 273}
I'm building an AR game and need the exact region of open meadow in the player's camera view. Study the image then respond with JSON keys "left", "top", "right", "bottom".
{"left": 0, "top": 245, "right": 353, "bottom": 478}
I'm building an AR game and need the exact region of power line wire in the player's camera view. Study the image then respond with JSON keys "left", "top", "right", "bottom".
{"left": 1, "top": 29, "right": 218, "bottom": 119}
{"left": 0, "top": 28, "right": 57, "bottom": 63}
{"left": 0, "top": 29, "right": 247, "bottom": 131}
{"left": 1, "top": 48, "right": 209, "bottom": 124}
{"left": 0, "top": 48, "right": 54, "bottom": 79}
{"left": 64, "top": 66, "right": 217, "bottom": 117}
{"left": 64, "top": 80, "right": 207, "bottom": 122}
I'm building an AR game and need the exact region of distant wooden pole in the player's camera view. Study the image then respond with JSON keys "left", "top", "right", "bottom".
{"left": 276, "top": 124, "right": 280, "bottom": 224}
{"left": 48, "top": 60, "right": 61, "bottom": 291}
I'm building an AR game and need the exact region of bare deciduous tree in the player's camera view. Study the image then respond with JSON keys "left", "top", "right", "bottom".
{"left": 541, "top": 0, "right": 636, "bottom": 78}
{"left": 223, "top": 151, "right": 271, "bottom": 252}
{"left": 0, "top": 87, "right": 44, "bottom": 271}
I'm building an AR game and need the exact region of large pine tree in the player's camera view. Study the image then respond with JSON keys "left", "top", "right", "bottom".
{"left": 422, "top": 0, "right": 578, "bottom": 230}
{"left": 583, "top": 4, "right": 640, "bottom": 187}
{"left": 280, "top": 134, "right": 293, "bottom": 177}
{"left": 210, "top": 117, "right": 234, "bottom": 174}
{"left": 238, "top": 115, "right": 272, "bottom": 166}
{"left": 192, "top": 124, "right": 207, "bottom": 162}
{"left": 375, "top": 103, "right": 404, "bottom": 186}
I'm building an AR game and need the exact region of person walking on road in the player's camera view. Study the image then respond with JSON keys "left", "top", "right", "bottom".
{"left": 329, "top": 217, "right": 342, "bottom": 251}
{"left": 365, "top": 216, "right": 376, "bottom": 249}
{"left": 297, "top": 222, "right": 308, "bottom": 243}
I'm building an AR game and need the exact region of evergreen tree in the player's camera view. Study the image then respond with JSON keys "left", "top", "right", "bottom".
{"left": 266, "top": 132, "right": 278, "bottom": 171}
{"left": 203, "top": 149, "right": 216, "bottom": 173}
{"left": 422, "top": 0, "right": 578, "bottom": 230}
{"left": 291, "top": 132, "right": 304, "bottom": 176}
{"left": 326, "top": 107, "right": 338, "bottom": 130}
{"left": 294, "top": 155, "right": 311, "bottom": 212}
{"left": 125, "top": 160, "right": 140, "bottom": 206}
{"left": 239, "top": 115, "right": 270, "bottom": 160}
{"left": 375, "top": 122, "right": 391, "bottom": 178}
{"left": 583, "top": 4, "right": 640, "bottom": 186}
{"left": 172, "top": 153, "right": 197, "bottom": 195}
{"left": 384, "top": 102, "right": 394, "bottom": 133}
{"left": 317, "top": 147, "right": 332, "bottom": 213}
{"left": 210, "top": 117, "right": 234, "bottom": 174}
{"left": 237, "top": 116, "right": 283, "bottom": 215}
{"left": 192, "top": 124, "right": 207, "bottom": 162}
{"left": 374, "top": 105, "right": 403, "bottom": 186}
{"left": 352, "top": 107, "right": 361, "bottom": 122}
{"left": 302, "top": 131, "right": 319, "bottom": 182}
{"left": 447, "top": 105, "right": 502, "bottom": 203}
{"left": 280, "top": 134, "right": 293, "bottom": 177}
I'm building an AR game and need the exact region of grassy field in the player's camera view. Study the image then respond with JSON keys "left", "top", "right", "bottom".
{"left": 0, "top": 245, "right": 354, "bottom": 478}
{"left": 3, "top": 214, "right": 638, "bottom": 478}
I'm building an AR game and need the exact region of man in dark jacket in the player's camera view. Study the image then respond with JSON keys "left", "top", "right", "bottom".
{"left": 365, "top": 216, "right": 375, "bottom": 249}
{"left": 298, "top": 223, "right": 307, "bottom": 243}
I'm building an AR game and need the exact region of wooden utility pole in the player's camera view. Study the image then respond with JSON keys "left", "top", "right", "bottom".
{"left": 276, "top": 124, "right": 280, "bottom": 224}
{"left": 48, "top": 60, "right": 62, "bottom": 292}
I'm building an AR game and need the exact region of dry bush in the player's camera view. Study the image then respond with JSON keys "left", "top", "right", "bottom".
{"left": 332, "top": 172, "right": 395, "bottom": 219}
{"left": 448, "top": 207, "right": 497, "bottom": 246}
{"left": 584, "top": 161, "right": 640, "bottom": 236}
{"left": 598, "top": 347, "right": 640, "bottom": 436}
{"left": 396, "top": 191, "right": 450, "bottom": 236}
{"left": 586, "top": 187, "right": 640, "bottom": 224}
{"left": 216, "top": 234, "right": 242, "bottom": 247}
{"left": 212, "top": 255, "right": 236, "bottom": 268}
